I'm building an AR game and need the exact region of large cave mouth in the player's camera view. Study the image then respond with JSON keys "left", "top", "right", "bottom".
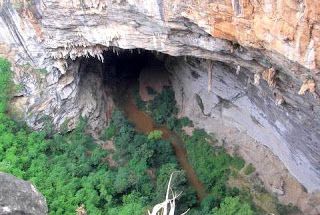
{"left": 76, "top": 47, "right": 179, "bottom": 129}
{"left": 100, "top": 48, "right": 173, "bottom": 102}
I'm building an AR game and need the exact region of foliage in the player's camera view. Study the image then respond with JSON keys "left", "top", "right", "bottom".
{"left": 0, "top": 116, "right": 111, "bottom": 214}
{"left": 133, "top": 85, "right": 258, "bottom": 213}
{"left": 136, "top": 86, "right": 191, "bottom": 134}
{"left": 141, "top": 87, "right": 178, "bottom": 125}
{"left": 276, "top": 203, "right": 300, "bottom": 215}
{"left": 0, "top": 58, "right": 12, "bottom": 112}
{"left": 0, "top": 59, "right": 112, "bottom": 214}
{"left": 197, "top": 194, "right": 220, "bottom": 214}
{"left": 0, "top": 59, "right": 185, "bottom": 214}
{"left": 244, "top": 163, "right": 256, "bottom": 175}
{"left": 106, "top": 110, "right": 196, "bottom": 212}
{"left": 100, "top": 123, "right": 117, "bottom": 141}
{"left": 167, "top": 116, "right": 193, "bottom": 132}
{"left": 183, "top": 128, "right": 255, "bottom": 214}
{"left": 231, "top": 156, "right": 245, "bottom": 171}
{"left": 212, "top": 197, "right": 253, "bottom": 215}
{"left": 0, "top": 104, "right": 180, "bottom": 214}
{"left": 108, "top": 193, "right": 146, "bottom": 215}
{"left": 184, "top": 130, "right": 238, "bottom": 192}
{"left": 147, "top": 130, "right": 163, "bottom": 141}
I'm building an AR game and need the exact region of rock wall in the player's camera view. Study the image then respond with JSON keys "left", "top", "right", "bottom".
{"left": 0, "top": 172, "right": 48, "bottom": 214}
{"left": 0, "top": 0, "right": 319, "bottom": 197}
{"left": 167, "top": 56, "right": 320, "bottom": 213}
{"left": 168, "top": 56, "right": 320, "bottom": 192}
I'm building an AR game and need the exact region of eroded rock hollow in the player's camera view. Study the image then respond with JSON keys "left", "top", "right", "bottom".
{"left": 1, "top": 0, "right": 320, "bottom": 213}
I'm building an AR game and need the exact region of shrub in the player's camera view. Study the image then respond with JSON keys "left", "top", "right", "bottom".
{"left": 0, "top": 58, "right": 12, "bottom": 112}
{"left": 184, "top": 129, "right": 256, "bottom": 209}
{"left": 244, "top": 163, "right": 255, "bottom": 175}
{"left": 101, "top": 123, "right": 117, "bottom": 140}
{"left": 147, "top": 130, "right": 163, "bottom": 141}
{"left": 212, "top": 196, "right": 253, "bottom": 215}
{"left": 276, "top": 203, "right": 300, "bottom": 215}
{"left": 149, "top": 87, "right": 178, "bottom": 125}
{"left": 231, "top": 156, "right": 245, "bottom": 170}
{"left": 108, "top": 193, "right": 146, "bottom": 215}
{"left": 184, "top": 130, "right": 230, "bottom": 201}
{"left": 167, "top": 116, "right": 193, "bottom": 132}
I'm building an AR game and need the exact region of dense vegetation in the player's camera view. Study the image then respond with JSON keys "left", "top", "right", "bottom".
{"left": 134, "top": 85, "right": 299, "bottom": 215}
{"left": 102, "top": 110, "right": 197, "bottom": 214}
{"left": 0, "top": 58, "right": 299, "bottom": 215}
{"left": 133, "top": 86, "right": 254, "bottom": 214}
{"left": 0, "top": 58, "right": 195, "bottom": 214}
{"left": 183, "top": 130, "right": 254, "bottom": 214}
{"left": 134, "top": 86, "right": 192, "bottom": 132}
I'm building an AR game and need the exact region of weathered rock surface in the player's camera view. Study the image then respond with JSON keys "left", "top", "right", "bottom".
{"left": 0, "top": 172, "right": 47, "bottom": 215}
{"left": 167, "top": 56, "right": 320, "bottom": 214}
{"left": 0, "top": 0, "right": 319, "bottom": 210}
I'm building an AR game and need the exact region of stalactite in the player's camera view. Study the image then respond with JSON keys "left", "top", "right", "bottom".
{"left": 207, "top": 61, "right": 213, "bottom": 92}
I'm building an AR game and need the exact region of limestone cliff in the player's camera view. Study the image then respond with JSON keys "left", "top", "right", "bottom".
{"left": 0, "top": 0, "right": 320, "bottom": 212}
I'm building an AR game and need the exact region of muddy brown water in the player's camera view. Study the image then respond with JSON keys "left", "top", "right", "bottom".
{"left": 118, "top": 89, "right": 207, "bottom": 200}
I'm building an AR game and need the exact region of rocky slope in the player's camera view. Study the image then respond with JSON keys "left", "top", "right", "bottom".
{"left": 0, "top": 172, "right": 47, "bottom": 214}
{"left": 0, "top": 0, "right": 319, "bottom": 212}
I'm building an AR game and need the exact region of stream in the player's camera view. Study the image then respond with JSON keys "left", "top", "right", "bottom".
{"left": 117, "top": 86, "right": 207, "bottom": 200}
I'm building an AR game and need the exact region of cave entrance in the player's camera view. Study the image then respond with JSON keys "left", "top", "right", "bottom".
{"left": 76, "top": 47, "right": 174, "bottom": 128}
{"left": 101, "top": 48, "right": 171, "bottom": 103}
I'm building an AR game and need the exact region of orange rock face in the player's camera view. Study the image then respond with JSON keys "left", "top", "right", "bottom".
{"left": 172, "top": 0, "right": 320, "bottom": 73}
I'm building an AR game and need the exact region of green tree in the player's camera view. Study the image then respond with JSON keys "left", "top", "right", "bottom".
{"left": 108, "top": 193, "right": 146, "bottom": 215}
{"left": 149, "top": 87, "right": 178, "bottom": 125}
{"left": 147, "top": 130, "right": 163, "bottom": 141}
{"left": 0, "top": 58, "right": 12, "bottom": 112}
{"left": 212, "top": 197, "right": 253, "bottom": 215}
